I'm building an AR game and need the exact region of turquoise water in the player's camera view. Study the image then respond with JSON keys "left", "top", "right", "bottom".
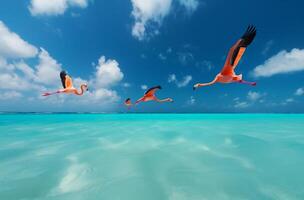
{"left": 0, "top": 114, "right": 304, "bottom": 200}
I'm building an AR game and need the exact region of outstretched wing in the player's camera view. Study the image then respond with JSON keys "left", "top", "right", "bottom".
{"left": 145, "top": 85, "right": 162, "bottom": 97}
{"left": 60, "top": 71, "right": 67, "bottom": 88}
{"left": 60, "top": 70, "right": 73, "bottom": 89}
{"left": 65, "top": 75, "right": 73, "bottom": 88}
{"left": 221, "top": 25, "right": 257, "bottom": 75}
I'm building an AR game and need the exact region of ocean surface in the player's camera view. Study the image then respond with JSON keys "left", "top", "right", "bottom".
{"left": 0, "top": 114, "right": 303, "bottom": 200}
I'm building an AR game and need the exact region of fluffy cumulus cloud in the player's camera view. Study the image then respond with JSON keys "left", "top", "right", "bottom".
{"left": 92, "top": 56, "right": 124, "bottom": 88}
{"left": 34, "top": 48, "right": 62, "bottom": 85}
{"left": 0, "top": 21, "right": 38, "bottom": 59}
{"left": 168, "top": 74, "right": 192, "bottom": 87}
{"left": 131, "top": 0, "right": 173, "bottom": 40}
{"left": 130, "top": 0, "right": 200, "bottom": 40}
{"left": 29, "top": 0, "right": 89, "bottom": 16}
{"left": 77, "top": 55, "right": 125, "bottom": 105}
{"left": 89, "top": 88, "right": 120, "bottom": 103}
{"left": 252, "top": 48, "right": 304, "bottom": 77}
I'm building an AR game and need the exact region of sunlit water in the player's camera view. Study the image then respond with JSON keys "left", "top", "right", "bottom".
{"left": 0, "top": 114, "right": 303, "bottom": 200}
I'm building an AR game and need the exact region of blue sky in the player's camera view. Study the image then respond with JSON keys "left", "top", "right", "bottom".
{"left": 0, "top": 0, "right": 303, "bottom": 113}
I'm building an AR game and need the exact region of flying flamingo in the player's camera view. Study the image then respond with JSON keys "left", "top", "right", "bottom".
{"left": 42, "top": 71, "right": 88, "bottom": 96}
{"left": 124, "top": 98, "right": 132, "bottom": 108}
{"left": 193, "top": 25, "right": 257, "bottom": 90}
{"left": 135, "top": 86, "right": 173, "bottom": 104}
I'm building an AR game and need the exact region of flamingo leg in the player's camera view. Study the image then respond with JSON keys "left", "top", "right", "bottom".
{"left": 238, "top": 80, "right": 257, "bottom": 86}
{"left": 42, "top": 90, "right": 62, "bottom": 96}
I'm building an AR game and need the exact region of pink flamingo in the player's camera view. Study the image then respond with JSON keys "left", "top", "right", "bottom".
{"left": 194, "top": 25, "right": 257, "bottom": 90}
{"left": 42, "top": 71, "right": 88, "bottom": 96}
{"left": 135, "top": 86, "right": 173, "bottom": 104}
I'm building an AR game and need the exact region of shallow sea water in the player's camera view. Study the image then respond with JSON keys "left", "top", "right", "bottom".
{"left": 0, "top": 114, "right": 303, "bottom": 200}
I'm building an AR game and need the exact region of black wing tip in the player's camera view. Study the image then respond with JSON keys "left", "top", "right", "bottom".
{"left": 144, "top": 85, "right": 162, "bottom": 95}
{"left": 240, "top": 25, "right": 257, "bottom": 47}
{"left": 60, "top": 70, "right": 67, "bottom": 88}
{"left": 60, "top": 70, "right": 67, "bottom": 75}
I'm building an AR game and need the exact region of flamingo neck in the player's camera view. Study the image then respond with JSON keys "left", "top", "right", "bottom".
{"left": 197, "top": 80, "right": 217, "bottom": 88}
{"left": 156, "top": 98, "right": 170, "bottom": 103}
{"left": 75, "top": 85, "right": 86, "bottom": 95}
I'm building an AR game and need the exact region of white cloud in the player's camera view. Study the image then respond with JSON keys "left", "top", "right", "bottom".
{"left": 34, "top": 48, "right": 62, "bottom": 85}
{"left": 178, "top": 0, "right": 199, "bottom": 13}
{"left": 295, "top": 88, "right": 304, "bottom": 96}
{"left": 130, "top": 0, "right": 200, "bottom": 40}
{"left": 0, "top": 73, "right": 34, "bottom": 91}
{"left": 286, "top": 98, "right": 294, "bottom": 103}
{"left": 247, "top": 91, "right": 262, "bottom": 102}
{"left": 0, "top": 22, "right": 54, "bottom": 92}
{"left": 15, "top": 62, "right": 36, "bottom": 80}
{"left": 0, "top": 91, "right": 22, "bottom": 100}
{"left": 141, "top": 85, "right": 148, "bottom": 90}
{"left": 187, "top": 96, "right": 195, "bottom": 105}
{"left": 70, "top": 87, "right": 120, "bottom": 106}
{"left": 131, "top": 0, "right": 173, "bottom": 40}
{"left": 281, "top": 98, "right": 295, "bottom": 106}
{"left": 168, "top": 74, "right": 176, "bottom": 82}
{"left": 252, "top": 48, "right": 304, "bottom": 77}
{"left": 0, "top": 21, "right": 38, "bottom": 59}
{"left": 92, "top": 56, "right": 124, "bottom": 88}
{"left": 65, "top": 56, "right": 124, "bottom": 106}
{"left": 234, "top": 101, "right": 249, "bottom": 109}
{"left": 168, "top": 74, "right": 192, "bottom": 87}
{"left": 29, "top": 0, "right": 89, "bottom": 16}
{"left": 122, "top": 83, "right": 131, "bottom": 88}
{"left": 233, "top": 97, "right": 249, "bottom": 109}
{"left": 91, "top": 88, "right": 120, "bottom": 102}
{"left": 68, "top": 0, "right": 88, "bottom": 8}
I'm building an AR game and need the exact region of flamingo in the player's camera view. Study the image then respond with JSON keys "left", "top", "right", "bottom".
{"left": 193, "top": 25, "right": 257, "bottom": 90}
{"left": 42, "top": 71, "right": 88, "bottom": 96}
{"left": 124, "top": 98, "right": 132, "bottom": 108}
{"left": 135, "top": 85, "right": 173, "bottom": 104}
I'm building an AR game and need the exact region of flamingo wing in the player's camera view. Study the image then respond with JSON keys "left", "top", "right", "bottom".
{"left": 221, "top": 25, "right": 257, "bottom": 75}
{"left": 60, "top": 71, "right": 67, "bottom": 88}
{"left": 144, "top": 85, "right": 162, "bottom": 97}
{"left": 65, "top": 75, "right": 73, "bottom": 88}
